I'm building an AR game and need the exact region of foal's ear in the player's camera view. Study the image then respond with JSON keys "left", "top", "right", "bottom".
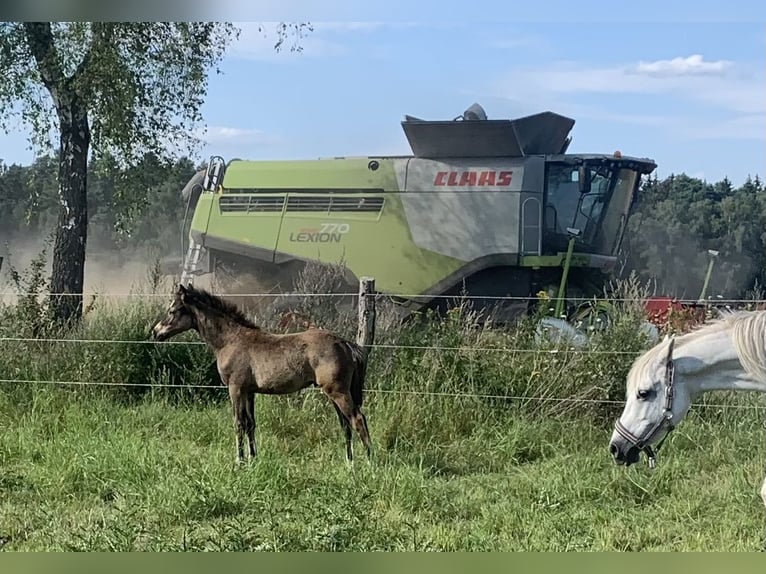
{"left": 176, "top": 283, "right": 187, "bottom": 296}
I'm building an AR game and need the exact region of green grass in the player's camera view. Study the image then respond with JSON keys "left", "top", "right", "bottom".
{"left": 0, "top": 387, "right": 763, "bottom": 551}
{"left": 1, "top": 269, "right": 765, "bottom": 551}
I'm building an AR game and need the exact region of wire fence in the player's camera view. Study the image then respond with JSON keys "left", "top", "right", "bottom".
{"left": 0, "top": 377, "right": 763, "bottom": 411}
{"left": 1, "top": 289, "right": 765, "bottom": 413}
{"left": 1, "top": 290, "right": 765, "bottom": 305}
{"left": 0, "top": 336, "right": 646, "bottom": 355}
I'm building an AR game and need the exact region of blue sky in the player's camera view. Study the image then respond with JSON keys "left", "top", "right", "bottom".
{"left": 0, "top": 10, "right": 763, "bottom": 186}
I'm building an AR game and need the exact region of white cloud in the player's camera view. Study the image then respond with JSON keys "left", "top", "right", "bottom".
{"left": 635, "top": 54, "right": 732, "bottom": 77}
{"left": 193, "top": 125, "right": 282, "bottom": 147}
{"left": 205, "top": 126, "right": 264, "bottom": 142}
{"left": 489, "top": 55, "right": 763, "bottom": 124}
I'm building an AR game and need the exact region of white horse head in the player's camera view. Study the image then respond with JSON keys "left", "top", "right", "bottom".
{"left": 610, "top": 310, "right": 766, "bottom": 470}
{"left": 609, "top": 334, "right": 688, "bottom": 468}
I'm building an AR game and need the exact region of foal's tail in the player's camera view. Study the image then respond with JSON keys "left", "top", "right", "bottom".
{"left": 345, "top": 340, "right": 369, "bottom": 408}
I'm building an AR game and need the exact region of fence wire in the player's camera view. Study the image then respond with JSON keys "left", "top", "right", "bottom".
{"left": 0, "top": 377, "right": 763, "bottom": 411}
{"left": 0, "top": 336, "right": 645, "bottom": 355}
{"left": 1, "top": 290, "right": 764, "bottom": 306}
{"left": 2, "top": 290, "right": 765, "bottom": 412}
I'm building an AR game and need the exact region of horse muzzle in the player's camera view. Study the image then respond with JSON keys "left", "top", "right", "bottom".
{"left": 609, "top": 440, "right": 641, "bottom": 466}
{"left": 150, "top": 324, "right": 166, "bottom": 341}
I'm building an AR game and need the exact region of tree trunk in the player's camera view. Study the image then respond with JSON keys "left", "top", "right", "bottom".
{"left": 49, "top": 100, "right": 91, "bottom": 326}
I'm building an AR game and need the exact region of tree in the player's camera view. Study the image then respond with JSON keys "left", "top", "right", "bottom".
{"left": 623, "top": 172, "right": 766, "bottom": 299}
{"left": 0, "top": 22, "right": 310, "bottom": 325}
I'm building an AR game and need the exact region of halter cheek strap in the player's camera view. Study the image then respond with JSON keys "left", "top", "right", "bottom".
{"left": 614, "top": 359, "right": 675, "bottom": 469}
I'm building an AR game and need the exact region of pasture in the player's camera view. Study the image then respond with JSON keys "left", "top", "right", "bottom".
{"left": 0, "top": 272, "right": 765, "bottom": 551}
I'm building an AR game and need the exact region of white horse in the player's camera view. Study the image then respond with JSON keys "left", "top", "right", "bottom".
{"left": 609, "top": 310, "right": 766, "bottom": 508}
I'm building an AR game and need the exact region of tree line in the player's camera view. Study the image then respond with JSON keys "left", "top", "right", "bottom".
{"left": 0, "top": 153, "right": 200, "bottom": 258}
{"left": 622, "top": 173, "right": 766, "bottom": 301}
{"left": 2, "top": 156, "right": 763, "bottom": 301}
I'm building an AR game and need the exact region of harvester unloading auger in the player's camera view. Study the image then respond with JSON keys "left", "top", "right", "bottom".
{"left": 167, "top": 103, "right": 657, "bottom": 324}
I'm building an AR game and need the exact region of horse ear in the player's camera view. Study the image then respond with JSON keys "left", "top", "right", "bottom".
{"left": 177, "top": 283, "right": 187, "bottom": 296}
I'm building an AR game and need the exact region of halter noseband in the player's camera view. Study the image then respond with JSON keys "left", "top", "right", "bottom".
{"left": 614, "top": 357, "right": 676, "bottom": 469}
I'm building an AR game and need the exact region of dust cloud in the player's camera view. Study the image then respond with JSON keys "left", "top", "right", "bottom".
{"left": 0, "top": 233, "right": 182, "bottom": 306}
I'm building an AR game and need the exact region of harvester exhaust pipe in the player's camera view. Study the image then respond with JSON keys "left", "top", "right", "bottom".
{"left": 697, "top": 249, "right": 719, "bottom": 303}
{"left": 554, "top": 227, "right": 582, "bottom": 319}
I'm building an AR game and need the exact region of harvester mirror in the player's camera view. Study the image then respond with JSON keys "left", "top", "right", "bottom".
{"left": 577, "top": 166, "right": 591, "bottom": 194}
{"left": 203, "top": 156, "right": 226, "bottom": 192}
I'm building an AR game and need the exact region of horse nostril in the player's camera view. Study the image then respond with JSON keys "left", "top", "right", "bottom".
{"left": 609, "top": 443, "right": 619, "bottom": 457}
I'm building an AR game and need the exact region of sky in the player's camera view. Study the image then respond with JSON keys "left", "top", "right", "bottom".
{"left": 0, "top": 8, "right": 764, "bottom": 187}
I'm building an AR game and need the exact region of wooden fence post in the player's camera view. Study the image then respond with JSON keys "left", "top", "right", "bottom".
{"left": 356, "top": 277, "right": 376, "bottom": 357}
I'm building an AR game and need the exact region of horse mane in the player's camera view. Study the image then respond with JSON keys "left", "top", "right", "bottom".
{"left": 728, "top": 310, "right": 766, "bottom": 383}
{"left": 184, "top": 286, "right": 260, "bottom": 330}
{"left": 627, "top": 309, "right": 766, "bottom": 391}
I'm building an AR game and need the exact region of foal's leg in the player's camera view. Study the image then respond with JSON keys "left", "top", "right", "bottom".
{"left": 228, "top": 384, "right": 252, "bottom": 465}
{"left": 244, "top": 389, "right": 257, "bottom": 460}
{"left": 332, "top": 402, "right": 353, "bottom": 463}
{"left": 329, "top": 391, "right": 372, "bottom": 460}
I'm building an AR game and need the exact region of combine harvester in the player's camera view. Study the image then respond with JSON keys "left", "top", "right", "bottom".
{"left": 169, "top": 103, "right": 657, "bottom": 329}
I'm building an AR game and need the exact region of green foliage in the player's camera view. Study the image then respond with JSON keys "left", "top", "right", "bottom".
{"left": 1, "top": 257, "right": 765, "bottom": 550}
{"left": 2, "top": 236, "right": 55, "bottom": 337}
{"left": 0, "top": 22, "right": 310, "bottom": 325}
{"left": 624, "top": 173, "right": 766, "bottom": 299}
{"left": 0, "top": 153, "right": 199, "bottom": 256}
{"left": 0, "top": 23, "right": 237, "bottom": 162}
{"left": 0, "top": 22, "right": 310, "bottom": 164}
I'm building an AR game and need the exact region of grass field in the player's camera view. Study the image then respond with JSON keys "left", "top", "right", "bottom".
{"left": 0, "top": 387, "right": 764, "bottom": 551}
{"left": 1, "top": 265, "right": 765, "bottom": 551}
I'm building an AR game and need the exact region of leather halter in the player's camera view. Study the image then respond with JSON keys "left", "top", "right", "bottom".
{"left": 614, "top": 357, "right": 676, "bottom": 469}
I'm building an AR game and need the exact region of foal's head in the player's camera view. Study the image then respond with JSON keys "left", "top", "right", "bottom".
{"left": 151, "top": 284, "right": 197, "bottom": 341}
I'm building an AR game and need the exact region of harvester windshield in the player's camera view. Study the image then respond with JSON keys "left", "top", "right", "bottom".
{"left": 544, "top": 161, "right": 642, "bottom": 256}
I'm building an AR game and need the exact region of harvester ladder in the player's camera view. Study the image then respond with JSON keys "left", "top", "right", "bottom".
{"left": 180, "top": 240, "right": 204, "bottom": 285}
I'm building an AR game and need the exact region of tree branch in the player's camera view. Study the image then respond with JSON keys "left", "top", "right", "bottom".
{"left": 22, "top": 22, "right": 65, "bottom": 107}
{"left": 70, "top": 22, "right": 113, "bottom": 86}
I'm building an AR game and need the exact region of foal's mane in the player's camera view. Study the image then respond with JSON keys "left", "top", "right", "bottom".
{"left": 184, "top": 286, "right": 260, "bottom": 330}
{"left": 627, "top": 310, "right": 766, "bottom": 391}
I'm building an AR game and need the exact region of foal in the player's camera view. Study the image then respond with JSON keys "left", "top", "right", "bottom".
{"left": 151, "top": 284, "right": 372, "bottom": 464}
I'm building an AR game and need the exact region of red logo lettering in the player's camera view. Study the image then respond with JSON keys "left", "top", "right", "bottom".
{"left": 497, "top": 171, "right": 513, "bottom": 186}
{"left": 477, "top": 171, "right": 495, "bottom": 186}
{"left": 432, "top": 170, "right": 514, "bottom": 187}
{"left": 459, "top": 171, "right": 477, "bottom": 186}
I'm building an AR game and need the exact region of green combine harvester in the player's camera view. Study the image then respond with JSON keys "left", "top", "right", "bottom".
{"left": 173, "top": 104, "right": 657, "bottom": 321}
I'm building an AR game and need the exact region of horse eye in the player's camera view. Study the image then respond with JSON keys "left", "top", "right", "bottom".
{"left": 637, "top": 389, "right": 652, "bottom": 400}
